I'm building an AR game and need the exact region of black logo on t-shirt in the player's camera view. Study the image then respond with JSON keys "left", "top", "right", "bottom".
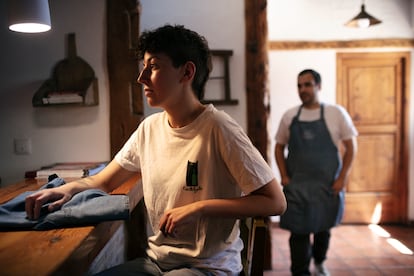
{"left": 184, "top": 160, "right": 202, "bottom": 191}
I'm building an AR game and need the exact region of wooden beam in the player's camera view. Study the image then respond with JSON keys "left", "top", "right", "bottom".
{"left": 269, "top": 38, "right": 414, "bottom": 50}
{"left": 245, "top": 0, "right": 269, "bottom": 161}
{"left": 245, "top": 0, "right": 273, "bottom": 271}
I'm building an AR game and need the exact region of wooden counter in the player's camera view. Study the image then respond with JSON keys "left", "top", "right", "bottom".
{"left": 0, "top": 174, "right": 146, "bottom": 276}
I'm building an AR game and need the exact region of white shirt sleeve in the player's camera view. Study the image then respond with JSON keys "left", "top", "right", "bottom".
{"left": 114, "top": 128, "right": 141, "bottom": 172}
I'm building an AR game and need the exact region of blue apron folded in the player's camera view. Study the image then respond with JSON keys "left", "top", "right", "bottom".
{"left": 0, "top": 176, "right": 130, "bottom": 230}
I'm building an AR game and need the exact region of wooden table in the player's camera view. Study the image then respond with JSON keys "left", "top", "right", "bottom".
{"left": 0, "top": 174, "right": 146, "bottom": 276}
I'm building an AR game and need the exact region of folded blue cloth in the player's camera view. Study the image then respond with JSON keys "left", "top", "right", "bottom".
{"left": 0, "top": 177, "right": 130, "bottom": 230}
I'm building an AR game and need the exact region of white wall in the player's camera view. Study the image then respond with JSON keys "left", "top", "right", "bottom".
{"left": 0, "top": 0, "right": 245, "bottom": 186}
{"left": 267, "top": 0, "right": 414, "bottom": 221}
{"left": 0, "top": 1, "right": 110, "bottom": 186}
{"left": 139, "top": 0, "right": 246, "bottom": 124}
{"left": 268, "top": 0, "right": 413, "bottom": 40}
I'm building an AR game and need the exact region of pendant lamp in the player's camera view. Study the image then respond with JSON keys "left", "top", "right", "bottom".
{"left": 345, "top": 1, "right": 382, "bottom": 28}
{"left": 8, "top": 0, "right": 51, "bottom": 33}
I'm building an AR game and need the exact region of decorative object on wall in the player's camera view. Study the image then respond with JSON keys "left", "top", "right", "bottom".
{"left": 8, "top": 0, "right": 51, "bottom": 33}
{"left": 202, "top": 50, "right": 238, "bottom": 105}
{"left": 32, "top": 33, "right": 99, "bottom": 107}
{"left": 345, "top": 0, "right": 382, "bottom": 28}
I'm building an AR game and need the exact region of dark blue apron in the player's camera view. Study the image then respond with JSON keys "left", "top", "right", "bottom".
{"left": 280, "top": 104, "right": 344, "bottom": 234}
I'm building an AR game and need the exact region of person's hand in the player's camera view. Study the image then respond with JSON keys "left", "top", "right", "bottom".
{"left": 331, "top": 177, "right": 345, "bottom": 195}
{"left": 159, "top": 202, "right": 202, "bottom": 237}
{"left": 280, "top": 175, "right": 291, "bottom": 186}
{"left": 25, "top": 188, "right": 72, "bottom": 220}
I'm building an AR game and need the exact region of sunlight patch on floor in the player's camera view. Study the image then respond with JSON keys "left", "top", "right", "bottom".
{"left": 369, "top": 223, "right": 413, "bottom": 255}
{"left": 387, "top": 238, "right": 414, "bottom": 255}
{"left": 369, "top": 202, "right": 413, "bottom": 255}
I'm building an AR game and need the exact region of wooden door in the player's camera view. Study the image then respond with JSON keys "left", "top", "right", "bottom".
{"left": 336, "top": 52, "right": 410, "bottom": 224}
{"left": 107, "top": 0, "right": 144, "bottom": 157}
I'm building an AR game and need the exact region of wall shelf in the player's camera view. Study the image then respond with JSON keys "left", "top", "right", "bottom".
{"left": 33, "top": 78, "right": 99, "bottom": 107}
{"left": 202, "top": 50, "right": 238, "bottom": 106}
{"left": 32, "top": 33, "right": 99, "bottom": 107}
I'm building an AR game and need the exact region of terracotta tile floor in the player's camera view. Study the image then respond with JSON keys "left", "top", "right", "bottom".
{"left": 265, "top": 223, "right": 414, "bottom": 276}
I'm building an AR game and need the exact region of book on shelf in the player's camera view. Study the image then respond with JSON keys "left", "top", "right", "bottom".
{"left": 25, "top": 161, "right": 108, "bottom": 179}
{"left": 42, "top": 91, "right": 84, "bottom": 104}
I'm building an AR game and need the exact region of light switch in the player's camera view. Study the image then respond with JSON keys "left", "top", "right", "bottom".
{"left": 14, "top": 138, "right": 32, "bottom": 155}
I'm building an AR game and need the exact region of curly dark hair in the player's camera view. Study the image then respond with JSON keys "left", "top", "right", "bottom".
{"left": 138, "top": 25, "right": 212, "bottom": 100}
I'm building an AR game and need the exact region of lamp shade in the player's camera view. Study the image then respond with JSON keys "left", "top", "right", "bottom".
{"left": 8, "top": 0, "right": 51, "bottom": 33}
{"left": 345, "top": 4, "right": 381, "bottom": 28}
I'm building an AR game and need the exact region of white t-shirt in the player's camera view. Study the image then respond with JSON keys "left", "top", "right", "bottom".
{"left": 275, "top": 103, "right": 358, "bottom": 147}
{"left": 115, "top": 104, "right": 275, "bottom": 275}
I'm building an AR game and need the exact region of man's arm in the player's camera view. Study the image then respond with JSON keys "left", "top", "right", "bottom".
{"left": 25, "top": 160, "right": 136, "bottom": 220}
{"left": 332, "top": 136, "right": 357, "bottom": 193}
{"left": 275, "top": 143, "right": 290, "bottom": 186}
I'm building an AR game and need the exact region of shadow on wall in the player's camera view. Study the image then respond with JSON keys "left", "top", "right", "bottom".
{"left": 32, "top": 106, "right": 99, "bottom": 127}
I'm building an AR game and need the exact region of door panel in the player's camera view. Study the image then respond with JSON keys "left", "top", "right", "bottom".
{"left": 350, "top": 134, "right": 395, "bottom": 193}
{"left": 337, "top": 52, "right": 410, "bottom": 224}
{"left": 347, "top": 66, "right": 397, "bottom": 124}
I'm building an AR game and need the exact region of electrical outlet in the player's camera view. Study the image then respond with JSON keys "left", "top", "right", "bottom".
{"left": 14, "top": 138, "right": 32, "bottom": 155}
